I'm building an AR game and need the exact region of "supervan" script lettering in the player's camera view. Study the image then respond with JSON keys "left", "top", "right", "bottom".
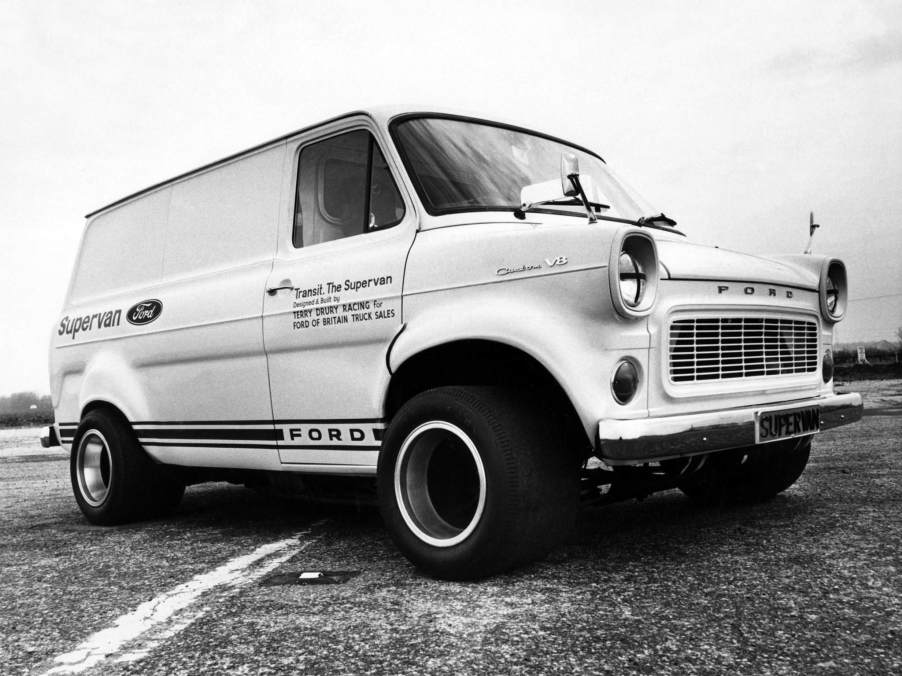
{"left": 58, "top": 310, "right": 121, "bottom": 341}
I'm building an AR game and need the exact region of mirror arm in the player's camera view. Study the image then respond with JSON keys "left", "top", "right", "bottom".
{"left": 568, "top": 174, "right": 598, "bottom": 224}
{"left": 560, "top": 152, "right": 596, "bottom": 224}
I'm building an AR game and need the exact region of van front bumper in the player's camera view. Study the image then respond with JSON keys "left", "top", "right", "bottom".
{"left": 598, "top": 392, "right": 862, "bottom": 465}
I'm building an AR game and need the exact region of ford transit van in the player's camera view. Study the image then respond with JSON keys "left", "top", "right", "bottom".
{"left": 47, "top": 107, "right": 862, "bottom": 579}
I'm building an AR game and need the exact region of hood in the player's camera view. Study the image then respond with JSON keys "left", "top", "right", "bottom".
{"left": 656, "top": 239, "right": 819, "bottom": 290}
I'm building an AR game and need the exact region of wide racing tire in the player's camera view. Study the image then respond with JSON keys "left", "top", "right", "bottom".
{"left": 70, "top": 409, "right": 185, "bottom": 525}
{"left": 678, "top": 436, "right": 812, "bottom": 506}
{"left": 378, "top": 386, "right": 579, "bottom": 580}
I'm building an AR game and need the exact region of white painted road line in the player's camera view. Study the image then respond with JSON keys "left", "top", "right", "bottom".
{"left": 42, "top": 530, "right": 320, "bottom": 674}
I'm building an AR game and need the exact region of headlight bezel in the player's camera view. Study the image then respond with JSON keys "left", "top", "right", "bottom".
{"left": 609, "top": 230, "right": 659, "bottom": 318}
{"left": 819, "top": 258, "right": 847, "bottom": 323}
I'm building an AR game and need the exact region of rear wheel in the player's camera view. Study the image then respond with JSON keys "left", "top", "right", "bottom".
{"left": 378, "top": 386, "right": 579, "bottom": 580}
{"left": 678, "top": 436, "right": 812, "bottom": 506}
{"left": 71, "top": 409, "right": 184, "bottom": 524}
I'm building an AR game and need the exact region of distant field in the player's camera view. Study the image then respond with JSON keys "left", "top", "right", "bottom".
{"left": 0, "top": 412, "right": 53, "bottom": 429}
{"left": 835, "top": 362, "right": 902, "bottom": 381}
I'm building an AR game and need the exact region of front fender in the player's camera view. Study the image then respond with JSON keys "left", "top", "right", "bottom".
{"left": 392, "top": 268, "right": 652, "bottom": 436}
{"left": 769, "top": 253, "right": 834, "bottom": 283}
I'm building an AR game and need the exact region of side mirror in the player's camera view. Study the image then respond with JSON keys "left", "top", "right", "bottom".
{"left": 561, "top": 153, "right": 579, "bottom": 197}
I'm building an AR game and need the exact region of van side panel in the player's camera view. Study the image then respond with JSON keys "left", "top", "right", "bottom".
{"left": 163, "top": 147, "right": 284, "bottom": 278}
{"left": 52, "top": 188, "right": 172, "bottom": 431}
{"left": 52, "top": 143, "right": 287, "bottom": 472}
{"left": 69, "top": 188, "right": 170, "bottom": 304}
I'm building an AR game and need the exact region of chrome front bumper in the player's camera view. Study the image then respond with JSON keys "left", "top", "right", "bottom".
{"left": 598, "top": 392, "right": 863, "bottom": 465}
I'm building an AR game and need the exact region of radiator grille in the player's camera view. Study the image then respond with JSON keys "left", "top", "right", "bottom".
{"left": 669, "top": 316, "right": 818, "bottom": 383}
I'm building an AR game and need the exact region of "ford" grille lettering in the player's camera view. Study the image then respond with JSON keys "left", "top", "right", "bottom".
{"left": 126, "top": 299, "right": 163, "bottom": 325}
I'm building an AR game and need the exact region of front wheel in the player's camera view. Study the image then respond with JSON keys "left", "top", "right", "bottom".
{"left": 378, "top": 387, "right": 579, "bottom": 580}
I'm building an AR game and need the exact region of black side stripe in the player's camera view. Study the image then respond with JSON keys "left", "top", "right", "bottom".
{"left": 132, "top": 419, "right": 276, "bottom": 426}
{"left": 136, "top": 429, "right": 283, "bottom": 441}
{"left": 278, "top": 462, "right": 375, "bottom": 467}
{"left": 274, "top": 418, "right": 385, "bottom": 425}
{"left": 131, "top": 418, "right": 386, "bottom": 426}
{"left": 276, "top": 444, "right": 381, "bottom": 451}
{"left": 140, "top": 442, "right": 282, "bottom": 450}
{"left": 141, "top": 441, "right": 379, "bottom": 451}
{"left": 57, "top": 421, "right": 387, "bottom": 446}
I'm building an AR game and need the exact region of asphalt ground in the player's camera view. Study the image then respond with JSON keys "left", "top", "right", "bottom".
{"left": 1, "top": 380, "right": 899, "bottom": 675}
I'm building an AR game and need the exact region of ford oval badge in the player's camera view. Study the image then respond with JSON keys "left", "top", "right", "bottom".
{"left": 126, "top": 299, "right": 163, "bottom": 325}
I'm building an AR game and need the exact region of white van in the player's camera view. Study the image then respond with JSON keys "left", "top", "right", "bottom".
{"left": 46, "top": 107, "right": 862, "bottom": 579}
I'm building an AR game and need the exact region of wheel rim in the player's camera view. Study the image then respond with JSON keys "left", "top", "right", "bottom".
{"left": 76, "top": 429, "right": 112, "bottom": 507}
{"left": 394, "top": 421, "right": 487, "bottom": 548}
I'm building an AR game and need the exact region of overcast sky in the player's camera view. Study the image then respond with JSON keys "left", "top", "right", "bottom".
{"left": 1, "top": 0, "right": 900, "bottom": 394}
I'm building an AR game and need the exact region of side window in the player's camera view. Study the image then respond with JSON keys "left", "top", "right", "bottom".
{"left": 293, "top": 130, "right": 405, "bottom": 248}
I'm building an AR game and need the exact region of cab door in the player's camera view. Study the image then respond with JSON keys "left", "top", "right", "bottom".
{"left": 263, "top": 123, "right": 414, "bottom": 471}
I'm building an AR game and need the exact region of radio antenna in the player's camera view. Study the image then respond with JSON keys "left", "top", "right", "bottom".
{"left": 804, "top": 211, "right": 820, "bottom": 254}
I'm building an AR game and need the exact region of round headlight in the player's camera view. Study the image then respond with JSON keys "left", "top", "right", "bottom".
{"left": 819, "top": 259, "right": 847, "bottom": 323}
{"left": 612, "top": 359, "right": 640, "bottom": 405}
{"left": 825, "top": 276, "right": 839, "bottom": 314}
{"left": 610, "top": 231, "right": 659, "bottom": 318}
{"left": 618, "top": 252, "right": 645, "bottom": 308}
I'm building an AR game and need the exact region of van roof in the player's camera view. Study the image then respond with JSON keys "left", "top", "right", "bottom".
{"left": 86, "top": 109, "right": 367, "bottom": 218}
{"left": 85, "top": 105, "right": 600, "bottom": 218}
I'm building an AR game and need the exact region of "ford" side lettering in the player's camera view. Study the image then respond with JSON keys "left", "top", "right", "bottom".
{"left": 127, "top": 299, "right": 163, "bottom": 325}
{"left": 288, "top": 427, "right": 368, "bottom": 442}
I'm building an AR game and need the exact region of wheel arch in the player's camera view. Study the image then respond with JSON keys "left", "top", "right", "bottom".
{"left": 80, "top": 399, "right": 132, "bottom": 426}
{"left": 384, "top": 339, "right": 592, "bottom": 456}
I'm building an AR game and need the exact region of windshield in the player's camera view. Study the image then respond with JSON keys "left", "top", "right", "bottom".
{"left": 391, "top": 116, "right": 655, "bottom": 221}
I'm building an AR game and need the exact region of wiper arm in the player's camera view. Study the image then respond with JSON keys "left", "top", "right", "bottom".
{"left": 637, "top": 212, "right": 677, "bottom": 227}
{"left": 514, "top": 198, "right": 610, "bottom": 220}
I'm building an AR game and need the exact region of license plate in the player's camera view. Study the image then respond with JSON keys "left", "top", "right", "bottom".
{"left": 755, "top": 405, "right": 820, "bottom": 444}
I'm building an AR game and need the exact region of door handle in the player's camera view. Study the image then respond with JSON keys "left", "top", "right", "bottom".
{"left": 267, "top": 279, "right": 294, "bottom": 295}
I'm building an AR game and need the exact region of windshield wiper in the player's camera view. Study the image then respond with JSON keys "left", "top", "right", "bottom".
{"left": 637, "top": 212, "right": 677, "bottom": 227}
{"left": 513, "top": 198, "right": 610, "bottom": 220}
